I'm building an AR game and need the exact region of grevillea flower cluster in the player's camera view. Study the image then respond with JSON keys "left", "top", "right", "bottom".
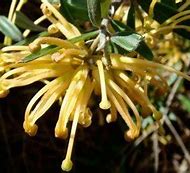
{"left": 0, "top": 0, "right": 190, "bottom": 171}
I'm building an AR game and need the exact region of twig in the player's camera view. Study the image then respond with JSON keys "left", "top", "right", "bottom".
{"left": 152, "top": 131, "right": 159, "bottom": 173}
{"left": 134, "top": 122, "right": 159, "bottom": 147}
{"left": 163, "top": 58, "right": 190, "bottom": 166}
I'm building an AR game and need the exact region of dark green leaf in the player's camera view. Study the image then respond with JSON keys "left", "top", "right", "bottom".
{"left": 138, "top": 0, "right": 190, "bottom": 39}
{"left": 60, "top": 0, "right": 89, "bottom": 24}
{"left": 101, "top": 0, "right": 111, "bottom": 18}
{"left": 15, "top": 11, "right": 46, "bottom": 31}
{"left": 0, "top": 15, "right": 22, "bottom": 41}
{"left": 22, "top": 30, "right": 99, "bottom": 63}
{"left": 111, "top": 34, "right": 143, "bottom": 52}
{"left": 60, "top": 0, "right": 75, "bottom": 24}
{"left": 161, "top": 0, "right": 177, "bottom": 9}
{"left": 87, "top": 0, "right": 101, "bottom": 27}
{"left": 111, "top": 20, "right": 133, "bottom": 33}
{"left": 138, "top": 0, "right": 177, "bottom": 23}
{"left": 127, "top": 3, "right": 135, "bottom": 30}
{"left": 136, "top": 41, "right": 153, "bottom": 60}
{"left": 178, "top": 95, "right": 190, "bottom": 113}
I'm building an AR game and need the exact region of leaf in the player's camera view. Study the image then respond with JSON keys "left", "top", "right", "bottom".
{"left": 22, "top": 30, "right": 99, "bottom": 62}
{"left": 60, "top": 0, "right": 89, "bottom": 24}
{"left": 138, "top": 0, "right": 190, "bottom": 39}
{"left": 160, "top": 0, "right": 177, "bottom": 9}
{"left": 138, "top": 0, "right": 177, "bottom": 23}
{"left": 87, "top": 0, "right": 102, "bottom": 27}
{"left": 0, "top": 15, "right": 22, "bottom": 41}
{"left": 69, "top": 30, "right": 99, "bottom": 43}
{"left": 111, "top": 20, "right": 153, "bottom": 60}
{"left": 111, "top": 34, "right": 143, "bottom": 52}
{"left": 127, "top": 3, "right": 135, "bottom": 30}
{"left": 100, "top": 0, "right": 111, "bottom": 18}
{"left": 136, "top": 41, "right": 153, "bottom": 60}
{"left": 15, "top": 11, "right": 46, "bottom": 31}
{"left": 111, "top": 19, "right": 134, "bottom": 33}
{"left": 47, "top": 0, "right": 60, "bottom": 3}
{"left": 22, "top": 45, "right": 59, "bottom": 63}
{"left": 15, "top": 31, "right": 49, "bottom": 46}
{"left": 178, "top": 95, "right": 190, "bottom": 113}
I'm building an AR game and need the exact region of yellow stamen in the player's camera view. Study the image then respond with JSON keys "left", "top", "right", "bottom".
{"left": 96, "top": 60, "right": 111, "bottom": 110}
{"left": 106, "top": 101, "right": 117, "bottom": 123}
{"left": 107, "top": 87, "right": 137, "bottom": 140}
{"left": 55, "top": 66, "right": 88, "bottom": 139}
{"left": 62, "top": 75, "right": 90, "bottom": 171}
{"left": 149, "top": 0, "right": 158, "bottom": 18}
{"left": 178, "top": 1, "right": 190, "bottom": 11}
{"left": 116, "top": 55, "right": 190, "bottom": 81}
{"left": 12, "top": 0, "right": 28, "bottom": 22}
{"left": 2, "top": 46, "right": 29, "bottom": 52}
{"left": 29, "top": 37, "right": 77, "bottom": 53}
{"left": 108, "top": 77, "right": 141, "bottom": 134}
{"left": 41, "top": 0, "right": 81, "bottom": 39}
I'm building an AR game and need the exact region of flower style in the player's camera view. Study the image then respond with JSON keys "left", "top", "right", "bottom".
{"left": 0, "top": 0, "right": 190, "bottom": 171}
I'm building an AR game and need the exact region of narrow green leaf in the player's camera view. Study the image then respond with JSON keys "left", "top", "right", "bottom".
{"left": 15, "top": 11, "right": 46, "bottom": 31}
{"left": 0, "top": 15, "right": 22, "bottom": 41}
{"left": 15, "top": 31, "right": 49, "bottom": 46}
{"left": 178, "top": 95, "right": 190, "bottom": 113}
{"left": 100, "top": 0, "right": 111, "bottom": 18}
{"left": 22, "top": 45, "right": 59, "bottom": 63}
{"left": 87, "top": 0, "right": 102, "bottom": 27}
{"left": 47, "top": 0, "right": 60, "bottom": 4}
{"left": 69, "top": 30, "right": 99, "bottom": 43}
{"left": 22, "top": 30, "right": 99, "bottom": 62}
{"left": 111, "top": 34, "right": 143, "bottom": 52}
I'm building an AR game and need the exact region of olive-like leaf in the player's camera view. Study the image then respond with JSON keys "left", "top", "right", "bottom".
{"left": 101, "top": 0, "right": 111, "bottom": 18}
{"left": 15, "top": 11, "right": 46, "bottom": 31}
{"left": 160, "top": 0, "right": 177, "bottom": 9}
{"left": 87, "top": 0, "right": 101, "bottom": 27}
{"left": 0, "top": 15, "right": 22, "bottom": 41}
{"left": 127, "top": 3, "right": 135, "bottom": 30}
{"left": 111, "top": 34, "right": 143, "bottom": 52}
{"left": 111, "top": 20, "right": 153, "bottom": 60}
{"left": 60, "top": 0, "right": 88, "bottom": 24}
{"left": 178, "top": 95, "right": 190, "bottom": 113}
{"left": 136, "top": 41, "right": 153, "bottom": 60}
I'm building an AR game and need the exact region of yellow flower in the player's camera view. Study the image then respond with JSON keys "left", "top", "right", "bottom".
{"left": 1, "top": 0, "right": 190, "bottom": 171}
